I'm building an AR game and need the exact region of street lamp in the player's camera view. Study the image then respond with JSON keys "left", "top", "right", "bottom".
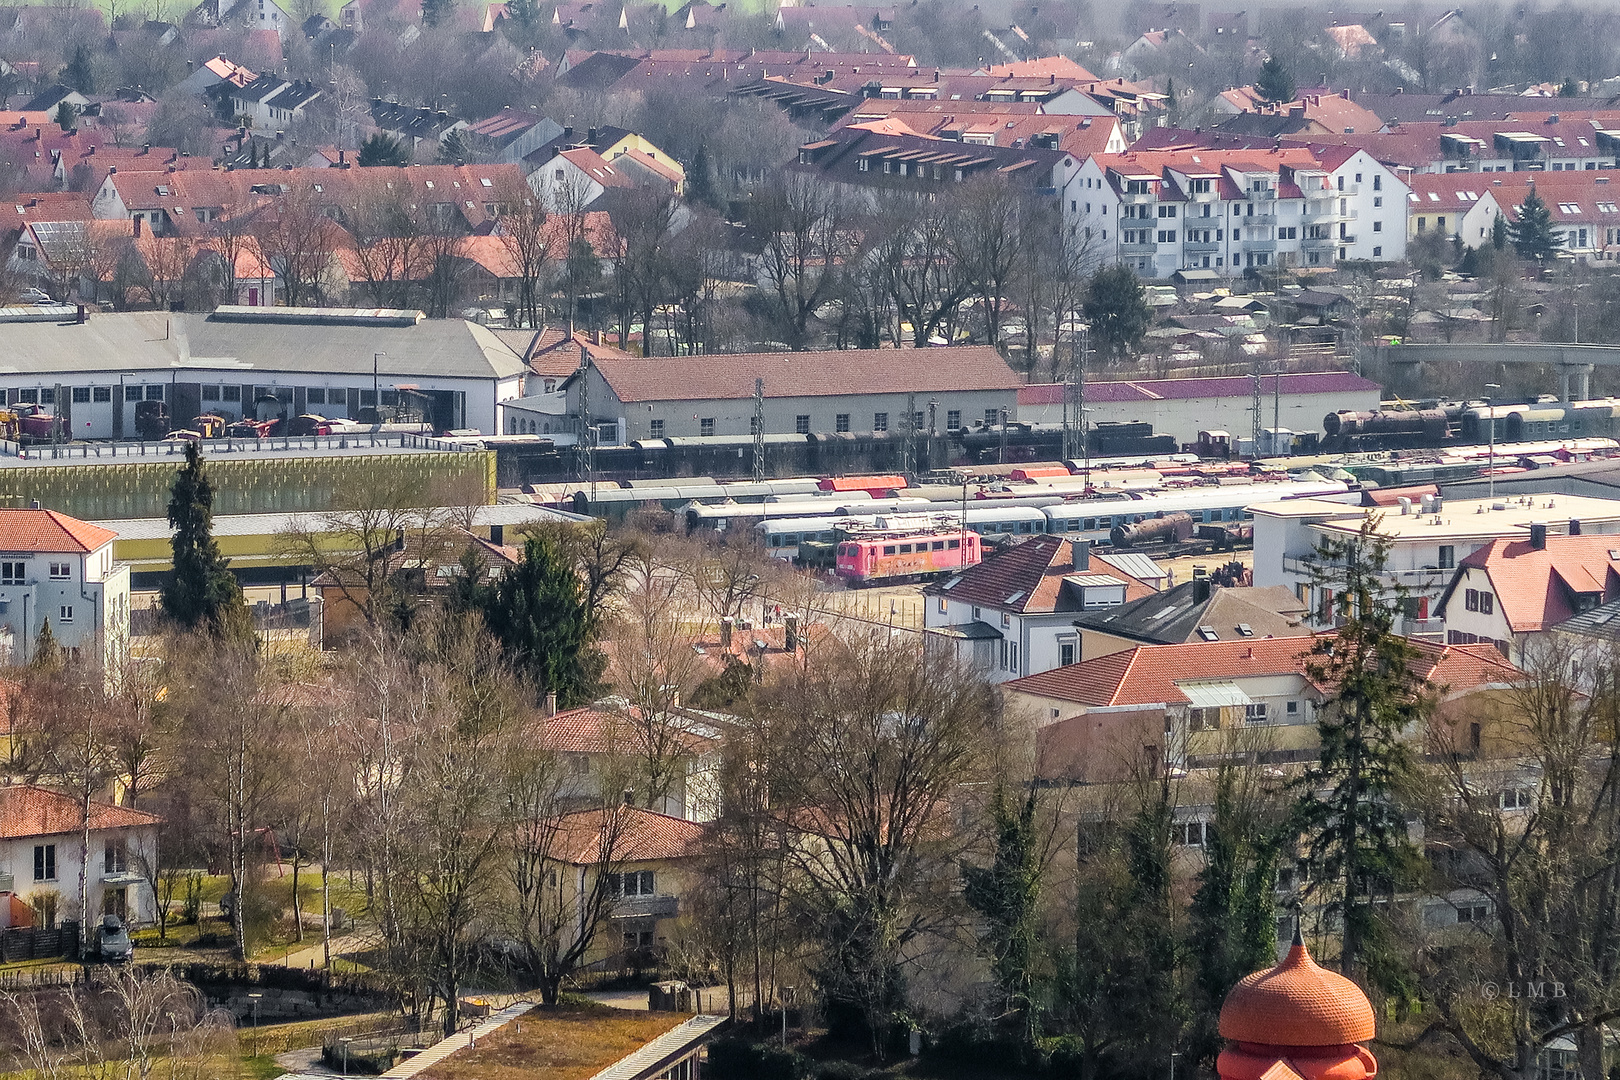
{"left": 1171, "top": 1051, "right": 1181, "bottom": 1080}
{"left": 781, "top": 986, "right": 795, "bottom": 1047}
{"left": 247, "top": 991, "right": 263, "bottom": 1056}
{"left": 1485, "top": 383, "right": 1501, "bottom": 500}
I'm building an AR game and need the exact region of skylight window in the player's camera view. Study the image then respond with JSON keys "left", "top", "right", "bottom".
{"left": 1236, "top": 623, "right": 1254, "bottom": 637}
{"left": 1198, "top": 626, "right": 1220, "bottom": 641}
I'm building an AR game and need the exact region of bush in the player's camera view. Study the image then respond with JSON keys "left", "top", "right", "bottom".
{"left": 814, "top": 1061, "right": 885, "bottom": 1080}
{"left": 707, "top": 1038, "right": 809, "bottom": 1080}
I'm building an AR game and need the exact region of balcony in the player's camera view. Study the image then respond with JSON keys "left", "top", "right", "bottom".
{"left": 1242, "top": 238, "right": 1278, "bottom": 253}
{"left": 1183, "top": 238, "right": 1220, "bottom": 252}
{"left": 612, "top": 894, "right": 680, "bottom": 919}
{"left": 1338, "top": 233, "right": 1357, "bottom": 244}
{"left": 1120, "top": 240, "right": 1158, "bottom": 254}
{"left": 1242, "top": 212, "right": 1277, "bottom": 225}
{"left": 1120, "top": 190, "right": 1157, "bottom": 204}
{"left": 1302, "top": 235, "right": 1337, "bottom": 250}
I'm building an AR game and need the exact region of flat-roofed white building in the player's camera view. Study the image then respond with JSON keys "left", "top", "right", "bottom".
{"left": 1251, "top": 492, "right": 1620, "bottom": 638}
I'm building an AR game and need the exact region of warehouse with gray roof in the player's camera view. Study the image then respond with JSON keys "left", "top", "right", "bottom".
{"left": 0, "top": 306, "right": 527, "bottom": 438}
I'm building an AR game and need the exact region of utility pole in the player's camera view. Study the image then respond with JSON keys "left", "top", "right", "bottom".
{"left": 1061, "top": 322, "right": 1077, "bottom": 464}
{"left": 576, "top": 356, "right": 596, "bottom": 503}
{"left": 927, "top": 399, "right": 938, "bottom": 475}
{"left": 901, "top": 391, "right": 916, "bottom": 484}
{"left": 752, "top": 377, "right": 765, "bottom": 483}
{"left": 1250, "top": 356, "right": 1263, "bottom": 454}
{"left": 1078, "top": 325, "right": 1090, "bottom": 486}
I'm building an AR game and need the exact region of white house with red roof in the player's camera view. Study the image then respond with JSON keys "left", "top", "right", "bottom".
{"left": 923, "top": 535, "right": 1159, "bottom": 680}
{"left": 544, "top": 703, "right": 722, "bottom": 821}
{"left": 0, "top": 784, "right": 160, "bottom": 930}
{"left": 1434, "top": 529, "right": 1620, "bottom": 664}
{"left": 0, "top": 508, "right": 128, "bottom": 665}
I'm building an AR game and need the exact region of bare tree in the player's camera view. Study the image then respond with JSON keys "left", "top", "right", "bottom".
{"left": 605, "top": 559, "right": 707, "bottom": 812}
{"left": 752, "top": 171, "right": 854, "bottom": 350}
{"left": 947, "top": 176, "right": 1026, "bottom": 351}
{"left": 345, "top": 177, "right": 431, "bottom": 309}
{"left": 1413, "top": 636, "right": 1620, "bottom": 1080}
{"left": 758, "top": 629, "right": 990, "bottom": 1055}
{"left": 608, "top": 185, "right": 678, "bottom": 354}
{"left": 490, "top": 174, "right": 553, "bottom": 330}
{"left": 169, "top": 636, "right": 290, "bottom": 961}
{"left": 251, "top": 182, "right": 341, "bottom": 308}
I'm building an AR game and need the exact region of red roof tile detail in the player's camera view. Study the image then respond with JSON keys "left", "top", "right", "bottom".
{"left": 0, "top": 509, "right": 117, "bottom": 554}
{"left": 1443, "top": 535, "right": 1620, "bottom": 632}
{"left": 549, "top": 805, "right": 705, "bottom": 864}
{"left": 0, "top": 784, "right": 160, "bottom": 840}
{"left": 587, "top": 346, "right": 1019, "bottom": 403}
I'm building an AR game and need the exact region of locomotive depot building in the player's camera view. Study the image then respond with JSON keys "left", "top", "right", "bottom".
{"left": 562, "top": 345, "right": 1023, "bottom": 443}
{"left": 0, "top": 306, "right": 527, "bottom": 438}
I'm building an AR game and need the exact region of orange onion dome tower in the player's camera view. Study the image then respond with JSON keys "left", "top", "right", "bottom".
{"left": 1217, "top": 931, "right": 1378, "bottom": 1080}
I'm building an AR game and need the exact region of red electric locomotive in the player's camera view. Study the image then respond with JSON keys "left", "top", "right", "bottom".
{"left": 835, "top": 528, "right": 982, "bottom": 586}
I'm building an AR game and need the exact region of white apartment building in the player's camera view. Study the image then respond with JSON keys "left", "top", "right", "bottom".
{"left": 0, "top": 784, "right": 160, "bottom": 929}
{"left": 1075, "top": 146, "right": 1408, "bottom": 278}
{"left": 0, "top": 508, "right": 130, "bottom": 665}
{"left": 1250, "top": 492, "right": 1620, "bottom": 638}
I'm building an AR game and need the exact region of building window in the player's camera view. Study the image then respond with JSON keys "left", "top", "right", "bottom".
{"left": 836, "top": 414, "right": 850, "bottom": 433}
{"left": 306, "top": 387, "right": 326, "bottom": 405}
{"left": 104, "top": 838, "right": 128, "bottom": 874}
{"left": 1245, "top": 702, "right": 1269, "bottom": 725}
{"left": 795, "top": 415, "right": 810, "bottom": 434}
{"left": 873, "top": 412, "right": 888, "bottom": 432}
{"left": 947, "top": 409, "right": 961, "bottom": 429}
{"left": 223, "top": 386, "right": 242, "bottom": 403}
{"left": 34, "top": 843, "right": 55, "bottom": 881}
{"left": 1189, "top": 706, "right": 1218, "bottom": 731}
{"left": 59, "top": 605, "right": 73, "bottom": 624}
{"left": 984, "top": 408, "right": 1000, "bottom": 427}
{"left": 609, "top": 870, "right": 656, "bottom": 897}
{"left": 48, "top": 562, "right": 69, "bottom": 580}
{"left": 1439, "top": 545, "right": 1456, "bottom": 569}
{"left": 1286, "top": 700, "right": 1299, "bottom": 717}
{"left": 1174, "top": 821, "right": 1206, "bottom": 846}
{"left": 1060, "top": 641, "right": 1075, "bottom": 666}
{"left": 71, "top": 387, "right": 90, "bottom": 404}
{"left": 145, "top": 385, "right": 164, "bottom": 401}
{"left": 1479, "top": 591, "right": 1494, "bottom": 614}
{"left": 93, "top": 387, "right": 111, "bottom": 403}
{"left": 649, "top": 419, "right": 664, "bottom": 438}
{"left": 0, "top": 561, "right": 23, "bottom": 585}
{"left": 699, "top": 418, "right": 715, "bottom": 437}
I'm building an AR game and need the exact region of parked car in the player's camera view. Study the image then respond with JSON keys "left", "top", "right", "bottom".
{"left": 94, "top": 914, "right": 133, "bottom": 962}
{"left": 17, "top": 288, "right": 52, "bottom": 305}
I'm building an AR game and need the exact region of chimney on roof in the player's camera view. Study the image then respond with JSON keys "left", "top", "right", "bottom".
{"left": 1569, "top": 518, "right": 1582, "bottom": 536}
{"left": 1192, "top": 576, "right": 1212, "bottom": 604}
{"left": 108, "top": 165, "right": 116, "bottom": 174}
{"left": 1071, "top": 538, "right": 1091, "bottom": 571}
{"left": 562, "top": 124, "right": 573, "bottom": 142}
{"left": 1531, "top": 522, "right": 1548, "bottom": 549}
{"left": 543, "top": 691, "right": 557, "bottom": 717}
{"left": 28, "top": 499, "right": 39, "bottom": 509}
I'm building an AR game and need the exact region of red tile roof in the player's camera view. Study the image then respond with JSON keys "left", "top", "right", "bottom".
{"left": 0, "top": 784, "right": 160, "bottom": 840}
{"left": 545, "top": 706, "right": 715, "bottom": 756}
{"left": 587, "top": 346, "right": 1019, "bottom": 403}
{"left": 0, "top": 509, "right": 117, "bottom": 553}
{"left": 924, "top": 535, "right": 1154, "bottom": 613}
{"left": 548, "top": 805, "right": 705, "bottom": 864}
{"left": 1439, "top": 535, "right": 1620, "bottom": 632}
{"left": 1010, "top": 634, "right": 1520, "bottom": 708}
